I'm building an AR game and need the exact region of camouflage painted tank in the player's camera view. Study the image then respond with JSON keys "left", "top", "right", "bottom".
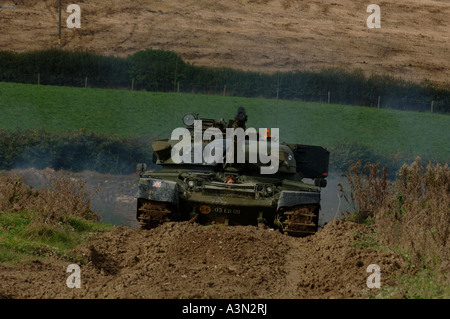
{"left": 135, "top": 107, "right": 329, "bottom": 236}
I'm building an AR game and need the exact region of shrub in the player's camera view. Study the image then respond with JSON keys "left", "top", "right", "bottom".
{"left": 339, "top": 161, "right": 389, "bottom": 223}
{"left": 376, "top": 158, "right": 449, "bottom": 268}
{"left": 0, "top": 173, "right": 100, "bottom": 227}
{"left": 0, "top": 128, "right": 154, "bottom": 174}
{"left": 340, "top": 158, "right": 449, "bottom": 270}
{"left": 127, "top": 49, "right": 186, "bottom": 91}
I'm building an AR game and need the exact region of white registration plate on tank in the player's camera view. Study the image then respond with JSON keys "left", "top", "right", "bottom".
{"left": 214, "top": 207, "right": 241, "bottom": 214}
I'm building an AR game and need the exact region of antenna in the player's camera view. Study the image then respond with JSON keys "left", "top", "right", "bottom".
{"left": 276, "top": 69, "right": 280, "bottom": 127}
{"left": 275, "top": 52, "right": 281, "bottom": 128}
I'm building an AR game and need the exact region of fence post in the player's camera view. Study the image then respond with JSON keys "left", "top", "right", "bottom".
{"left": 177, "top": 81, "right": 180, "bottom": 93}
{"left": 328, "top": 91, "right": 330, "bottom": 104}
{"left": 377, "top": 96, "right": 381, "bottom": 108}
{"left": 37, "top": 73, "right": 40, "bottom": 85}
{"left": 223, "top": 84, "right": 227, "bottom": 96}
{"left": 131, "top": 78, "right": 134, "bottom": 91}
{"left": 84, "top": 76, "right": 88, "bottom": 88}
{"left": 431, "top": 100, "right": 434, "bottom": 113}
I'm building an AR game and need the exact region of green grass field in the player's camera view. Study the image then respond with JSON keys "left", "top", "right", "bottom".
{"left": 0, "top": 82, "right": 448, "bottom": 163}
{"left": 0, "top": 210, "right": 110, "bottom": 264}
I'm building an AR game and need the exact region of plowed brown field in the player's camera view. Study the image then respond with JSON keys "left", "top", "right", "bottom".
{"left": 1, "top": 0, "right": 449, "bottom": 84}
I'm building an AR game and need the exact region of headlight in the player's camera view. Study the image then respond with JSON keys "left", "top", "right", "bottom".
{"left": 182, "top": 113, "right": 196, "bottom": 126}
{"left": 266, "top": 186, "right": 272, "bottom": 193}
{"left": 188, "top": 180, "right": 195, "bottom": 188}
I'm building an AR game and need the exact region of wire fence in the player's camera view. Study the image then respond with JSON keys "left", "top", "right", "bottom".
{"left": 1, "top": 72, "right": 447, "bottom": 114}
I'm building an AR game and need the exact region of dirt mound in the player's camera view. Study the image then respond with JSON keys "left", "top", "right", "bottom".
{"left": 292, "top": 220, "right": 408, "bottom": 298}
{"left": 0, "top": 0, "right": 448, "bottom": 84}
{"left": 0, "top": 219, "right": 410, "bottom": 298}
{"left": 63, "top": 222, "right": 289, "bottom": 299}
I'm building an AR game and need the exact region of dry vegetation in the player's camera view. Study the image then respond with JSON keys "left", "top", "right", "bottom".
{"left": 377, "top": 159, "right": 449, "bottom": 268}
{"left": 340, "top": 158, "right": 449, "bottom": 274}
{"left": 0, "top": 172, "right": 99, "bottom": 227}
{"left": 5, "top": 168, "right": 139, "bottom": 227}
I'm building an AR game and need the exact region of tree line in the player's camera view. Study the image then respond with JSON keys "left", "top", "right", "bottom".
{"left": 0, "top": 48, "right": 448, "bottom": 113}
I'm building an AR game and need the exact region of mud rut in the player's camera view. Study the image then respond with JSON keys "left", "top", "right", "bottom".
{"left": 0, "top": 219, "right": 409, "bottom": 299}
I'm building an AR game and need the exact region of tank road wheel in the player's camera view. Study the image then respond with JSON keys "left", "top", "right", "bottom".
{"left": 277, "top": 205, "right": 319, "bottom": 237}
{"left": 137, "top": 200, "right": 172, "bottom": 230}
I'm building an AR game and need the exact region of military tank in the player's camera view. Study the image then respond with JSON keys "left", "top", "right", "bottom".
{"left": 135, "top": 107, "right": 329, "bottom": 237}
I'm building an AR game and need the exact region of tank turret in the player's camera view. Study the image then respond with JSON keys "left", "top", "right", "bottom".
{"left": 136, "top": 107, "right": 329, "bottom": 236}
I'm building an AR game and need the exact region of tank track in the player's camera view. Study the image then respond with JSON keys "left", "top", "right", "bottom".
{"left": 281, "top": 204, "right": 319, "bottom": 237}
{"left": 137, "top": 200, "right": 172, "bottom": 230}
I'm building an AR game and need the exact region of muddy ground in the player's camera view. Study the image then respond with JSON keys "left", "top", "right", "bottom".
{"left": 0, "top": 169, "right": 409, "bottom": 299}
{"left": 0, "top": 219, "right": 409, "bottom": 299}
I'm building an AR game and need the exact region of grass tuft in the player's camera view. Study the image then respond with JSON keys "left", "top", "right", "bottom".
{"left": 0, "top": 175, "right": 111, "bottom": 264}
